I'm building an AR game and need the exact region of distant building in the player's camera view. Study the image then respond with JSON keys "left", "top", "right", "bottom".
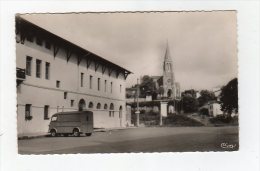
{"left": 208, "top": 101, "right": 223, "bottom": 117}
{"left": 16, "top": 16, "right": 132, "bottom": 135}
{"left": 141, "top": 42, "right": 181, "bottom": 99}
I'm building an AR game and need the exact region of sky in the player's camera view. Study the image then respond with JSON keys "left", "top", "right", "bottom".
{"left": 21, "top": 11, "right": 238, "bottom": 91}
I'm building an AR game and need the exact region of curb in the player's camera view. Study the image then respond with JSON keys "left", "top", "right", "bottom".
{"left": 18, "top": 127, "right": 137, "bottom": 140}
{"left": 18, "top": 134, "right": 49, "bottom": 140}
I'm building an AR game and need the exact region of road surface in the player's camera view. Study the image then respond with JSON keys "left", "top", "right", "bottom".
{"left": 18, "top": 126, "right": 238, "bottom": 154}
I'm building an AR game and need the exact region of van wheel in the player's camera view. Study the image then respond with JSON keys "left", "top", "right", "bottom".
{"left": 85, "top": 133, "right": 92, "bottom": 136}
{"left": 50, "top": 130, "right": 56, "bottom": 137}
{"left": 73, "top": 129, "right": 80, "bottom": 137}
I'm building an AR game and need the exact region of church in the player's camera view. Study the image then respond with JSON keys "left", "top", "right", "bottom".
{"left": 142, "top": 43, "right": 181, "bottom": 99}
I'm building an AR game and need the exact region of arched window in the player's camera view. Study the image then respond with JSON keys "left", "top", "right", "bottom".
{"left": 104, "top": 103, "right": 108, "bottom": 110}
{"left": 78, "top": 99, "right": 86, "bottom": 111}
{"left": 109, "top": 103, "right": 114, "bottom": 117}
{"left": 88, "top": 102, "right": 93, "bottom": 109}
{"left": 119, "top": 106, "right": 123, "bottom": 118}
{"left": 96, "top": 103, "right": 101, "bottom": 109}
{"left": 109, "top": 103, "right": 114, "bottom": 110}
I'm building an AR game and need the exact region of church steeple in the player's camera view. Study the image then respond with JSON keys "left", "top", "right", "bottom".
{"left": 162, "top": 41, "right": 175, "bottom": 98}
{"left": 164, "top": 40, "right": 172, "bottom": 62}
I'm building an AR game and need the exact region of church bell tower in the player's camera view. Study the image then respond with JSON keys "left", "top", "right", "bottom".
{"left": 163, "top": 42, "right": 175, "bottom": 98}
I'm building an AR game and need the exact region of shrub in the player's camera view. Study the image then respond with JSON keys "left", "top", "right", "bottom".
{"left": 209, "top": 114, "right": 237, "bottom": 124}
{"left": 199, "top": 108, "right": 209, "bottom": 116}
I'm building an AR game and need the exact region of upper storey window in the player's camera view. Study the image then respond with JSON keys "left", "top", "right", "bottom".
{"left": 104, "top": 80, "right": 107, "bottom": 92}
{"left": 98, "top": 78, "right": 100, "bottom": 91}
{"left": 45, "top": 62, "right": 50, "bottom": 80}
{"left": 110, "top": 82, "right": 113, "bottom": 93}
{"left": 26, "top": 56, "right": 32, "bottom": 76}
{"left": 81, "top": 73, "right": 84, "bottom": 87}
{"left": 36, "top": 59, "right": 42, "bottom": 78}
{"left": 89, "top": 75, "right": 93, "bottom": 89}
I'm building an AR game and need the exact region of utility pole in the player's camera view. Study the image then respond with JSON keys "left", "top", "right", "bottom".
{"left": 135, "top": 78, "right": 140, "bottom": 127}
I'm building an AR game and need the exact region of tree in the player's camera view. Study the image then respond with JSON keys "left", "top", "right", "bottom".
{"left": 182, "top": 94, "right": 199, "bottom": 113}
{"left": 158, "top": 86, "right": 164, "bottom": 97}
{"left": 139, "top": 75, "right": 156, "bottom": 98}
{"left": 219, "top": 78, "right": 238, "bottom": 115}
{"left": 197, "top": 90, "right": 216, "bottom": 107}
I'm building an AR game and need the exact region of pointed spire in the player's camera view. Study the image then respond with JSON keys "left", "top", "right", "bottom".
{"left": 164, "top": 40, "right": 172, "bottom": 62}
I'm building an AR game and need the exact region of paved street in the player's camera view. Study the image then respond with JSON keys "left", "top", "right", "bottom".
{"left": 18, "top": 126, "right": 238, "bottom": 154}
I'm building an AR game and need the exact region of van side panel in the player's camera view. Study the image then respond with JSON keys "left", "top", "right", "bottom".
{"left": 56, "top": 114, "right": 81, "bottom": 133}
{"left": 49, "top": 112, "right": 94, "bottom": 135}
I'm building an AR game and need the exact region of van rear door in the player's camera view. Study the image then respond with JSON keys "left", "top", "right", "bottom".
{"left": 87, "top": 112, "right": 93, "bottom": 132}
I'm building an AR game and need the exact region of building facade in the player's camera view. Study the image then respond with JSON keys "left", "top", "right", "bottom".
{"left": 16, "top": 16, "right": 131, "bottom": 135}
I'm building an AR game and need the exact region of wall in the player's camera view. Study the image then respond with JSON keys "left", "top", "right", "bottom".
{"left": 16, "top": 34, "right": 127, "bottom": 135}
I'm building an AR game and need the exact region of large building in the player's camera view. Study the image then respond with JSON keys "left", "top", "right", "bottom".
{"left": 16, "top": 16, "right": 132, "bottom": 135}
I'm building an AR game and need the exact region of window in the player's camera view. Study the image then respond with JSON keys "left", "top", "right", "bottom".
{"left": 71, "top": 100, "right": 74, "bottom": 107}
{"left": 64, "top": 92, "right": 67, "bottom": 99}
{"left": 45, "top": 41, "right": 51, "bottom": 49}
{"left": 36, "top": 37, "right": 42, "bottom": 46}
{"left": 89, "top": 102, "right": 93, "bottom": 109}
{"left": 89, "top": 75, "right": 93, "bottom": 89}
{"left": 104, "top": 104, "right": 108, "bottom": 110}
{"left": 81, "top": 73, "right": 84, "bottom": 87}
{"left": 26, "top": 56, "right": 32, "bottom": 76}
{"left": 119, "top": 106, "right": 122, "bottom": 118}
{"left": 109, "top": 103, "right": 114, "bottom": 117}
{"left": 51, "top": 116, "right": 57, "bottom": 122}
{"left": 97, "top": 78, "right": 100, "bottom": 91}
{"left": 110, "top": 82, "right": 113, "bottom": 93}
{"left": 120, "top": 84, "right": 122, "bottom": 93}
{"left": 97, "top": 103, "right": 101, "bottom": 109}
{"left": 56, "top": 80, "right": 60, "bottom": 88}
{"left": 104, "top": 80, "right": 107, "bottom": 92}
{"left": 25, "top": 104, "right": 31, "bottom": 120}
{"left": 36, "top": 59, "right": 42, "bottom": 78}
{"left": 45, "top": 62, "right": 50, "bottom": 79}
{"left": 44, "top": 105, "right": 49, "bottom": 120}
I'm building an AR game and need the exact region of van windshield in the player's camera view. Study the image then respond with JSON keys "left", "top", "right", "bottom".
{"left": 51, "top": 116, "right": 57, "bottom": 121}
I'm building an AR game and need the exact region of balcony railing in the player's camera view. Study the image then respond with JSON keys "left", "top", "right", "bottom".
{"left": 16, "top": 67, "right": 26, "bottom": 80}
{"left": 17, "top": 68, "right": 26, "bottom": 86}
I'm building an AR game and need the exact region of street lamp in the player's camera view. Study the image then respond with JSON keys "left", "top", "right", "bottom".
{"left": 135, "top": 78, "right": 140, "bottom": 127}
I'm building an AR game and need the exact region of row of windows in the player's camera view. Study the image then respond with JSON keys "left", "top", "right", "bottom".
{"left": 26, "top": 36, "right": 51, "bottom": 50}
{"left": 24, "top": 103, "right": 122, "bottom": 120}
{"left": 26, "top": 56, "right": 123, "bottom": 93}
{"left": 80, "top": 72, "right": 122, "bottom": 93}
{"left": 26, "top": 56, "right": 50, "bottom": 79}
{"left": 25, "top": 104, "right": 50, "bottom": 120}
